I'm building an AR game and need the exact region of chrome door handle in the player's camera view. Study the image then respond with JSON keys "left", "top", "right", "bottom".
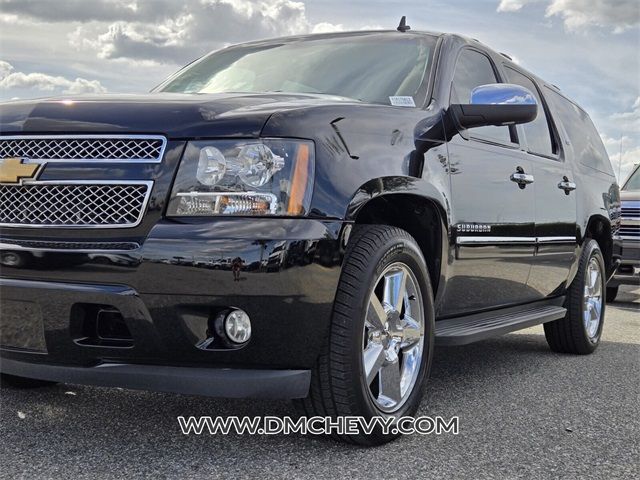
{"left": 558, "top": 176, "right": 577, "bottom": 195}
{"left": 510, "top": 167, "right": 534, "bottom": 189}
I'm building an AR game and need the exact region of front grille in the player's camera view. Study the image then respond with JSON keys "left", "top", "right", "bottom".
{"left": 620, "top": 226, "right": 640, "bottom": 238}
{"left": 0, "top": 182, "right": 151, "bottom": 228}
{"left": 621, "top": 206, "right": 640, "bottom": 218}
{"left": 0, "top": 135, "right": 166, "bottom": 162}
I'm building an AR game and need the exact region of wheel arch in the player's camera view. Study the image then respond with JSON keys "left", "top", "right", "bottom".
{"left": 346, "top": 178, "right": 449, "bottom": 300}
{"left": 584, "top": 214, "right": 613, "bottom": 276}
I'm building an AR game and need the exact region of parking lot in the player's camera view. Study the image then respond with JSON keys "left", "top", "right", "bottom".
{"left": 1, "top": 285, "right": 638, "bottom": 479}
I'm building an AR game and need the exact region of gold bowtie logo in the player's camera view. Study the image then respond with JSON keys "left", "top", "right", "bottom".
{"left": 0, "top": 158, "right": 42, "bottom": 184}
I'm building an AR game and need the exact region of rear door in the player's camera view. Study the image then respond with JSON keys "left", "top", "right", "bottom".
{"left": 443, "top": 48, "right": 537, "bottom": 316}
{"left": 502, "top": 66, "right": 578, "bottom": 297}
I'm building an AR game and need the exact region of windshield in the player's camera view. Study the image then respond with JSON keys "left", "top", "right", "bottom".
{"left": 623, "top": 166, "right": 640, "bottom": 190}
{"left": 157, "top": 34, "right": 437, "bottom": 105}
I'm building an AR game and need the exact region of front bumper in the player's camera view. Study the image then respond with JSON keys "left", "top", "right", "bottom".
{"left": 0, "top": 357, "right": 310, "bottom": 399}
{"left": 609, "top": 239, "right": 640, "bottom": 287}
{"left": 0, "top": 218, "right": 346, "bottom": 397}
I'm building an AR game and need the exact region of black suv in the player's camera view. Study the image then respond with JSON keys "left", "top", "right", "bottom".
{"left": 0, "top": 28, "right": 622, "bottom": 445}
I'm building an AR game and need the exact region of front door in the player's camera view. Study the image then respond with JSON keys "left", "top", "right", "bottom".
{"left": 441, "top": 48, "right": 537, "bottom": 316}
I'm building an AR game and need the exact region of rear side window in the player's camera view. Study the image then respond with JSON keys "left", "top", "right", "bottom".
{"left": 504, "top": 67, "right": 556, "bottom": 157}
{"left": 450, "top": 49, "right": 513, "bottom": 145}
{"left": 544, "top": 87, "right": 614, "bottom": 175}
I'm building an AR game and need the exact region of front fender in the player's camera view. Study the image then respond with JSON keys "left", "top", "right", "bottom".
{"left": 346, "top": 176, "right": 450, "bottom": 224}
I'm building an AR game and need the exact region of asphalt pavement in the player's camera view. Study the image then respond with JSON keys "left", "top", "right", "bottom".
{"left": 1, "top": 286, "right": 638, "bottom": 479}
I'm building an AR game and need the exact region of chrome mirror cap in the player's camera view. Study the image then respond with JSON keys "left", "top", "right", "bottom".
{"left": 470, "top": 83, "right": 537, "bottom": 106}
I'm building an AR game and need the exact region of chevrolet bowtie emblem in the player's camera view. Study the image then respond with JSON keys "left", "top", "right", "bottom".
{"left": 0, "top": 157, "right": 42, "bottom": 184}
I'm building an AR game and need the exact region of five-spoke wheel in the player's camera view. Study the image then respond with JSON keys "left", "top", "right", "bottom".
{"left": 545, "top": 239, "right": 606, "bottom": 354}
{"left": 583, "top": 257, "right": 603, "bottom": 340}
{"left": 296, "top": 225, "right": 434, "bottom": 445}
{"left": 363, "top": 263, "right": 424, "bottom": 412}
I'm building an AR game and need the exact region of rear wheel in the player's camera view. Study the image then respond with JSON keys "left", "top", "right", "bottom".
{"left": 544, "top": 239, "right": 605, "bottom": 354}
{"left": 1, "top": 373, "right": 57, "bottom": 389}
{"left": 606, "top": 286, "right": 619, "bottom": 303}
{"left": 295, "top": 225, "right": 435, "bottom": 445}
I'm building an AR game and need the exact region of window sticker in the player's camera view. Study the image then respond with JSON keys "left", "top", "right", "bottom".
{"left": 389, "top": 96, "right": 416, "bottom": 107}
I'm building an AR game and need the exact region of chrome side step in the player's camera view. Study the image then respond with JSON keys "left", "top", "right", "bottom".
{"left": 435, "top": 304, "right": 567, "bottom": 346}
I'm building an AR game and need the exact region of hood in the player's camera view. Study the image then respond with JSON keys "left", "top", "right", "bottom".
{"left": 0, "top": 92, "right": 359, "bottom": 139}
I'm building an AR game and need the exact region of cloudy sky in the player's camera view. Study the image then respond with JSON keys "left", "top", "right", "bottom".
{"left": 0, "top": 0, "right": 638, "bottom": 180}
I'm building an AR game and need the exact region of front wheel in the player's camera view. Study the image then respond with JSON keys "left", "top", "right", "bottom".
{"left": 544, "top": 239, "right": 605, "bottom": 354}
{"left": 295, "top": 225, "right": 435, "bottom": 445}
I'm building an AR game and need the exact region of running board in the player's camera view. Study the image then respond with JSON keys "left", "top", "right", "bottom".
{"left": 435, "top": 305, "right": 567, "bottom": 346}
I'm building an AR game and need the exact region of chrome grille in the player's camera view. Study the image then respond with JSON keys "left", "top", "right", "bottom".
{"left": 620, "top": 201, "right": 640, "bottom": 239}
{"left": 620, "top": 226, "right": 640, "bottom": 238}
{"left": 0, "top": 182, "right": 152, "bottom": 228}
{"left": 621, "top": 206, "right": 640, "bottom": 218}
{"left": 0, "top": 135, "right": 166, "bottom": 162}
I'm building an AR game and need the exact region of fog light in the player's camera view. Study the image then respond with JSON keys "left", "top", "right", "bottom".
{"left": 224, "top": 309, "right": 252, "bottom": 344}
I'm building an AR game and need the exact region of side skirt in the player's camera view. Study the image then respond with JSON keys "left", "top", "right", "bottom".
{"left": 434, "top": 297, "right": 566, "bottom": 346}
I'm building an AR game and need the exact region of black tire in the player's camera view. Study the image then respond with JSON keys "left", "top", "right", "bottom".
{"left": 606, "top": 286, "right": 619, "bottom": 303}
{"left": 544, "top": 239, "right": 605, "bottom": 354}
{"left": 294, "top": 224, "right": 435, "bottom": 446}
{"left": 1, "top": 373, "right": 57, "bottom": 389}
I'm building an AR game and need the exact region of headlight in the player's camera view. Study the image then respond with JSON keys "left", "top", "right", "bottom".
{"left": 167, "top": 139, "right": 314, "bottom": 217}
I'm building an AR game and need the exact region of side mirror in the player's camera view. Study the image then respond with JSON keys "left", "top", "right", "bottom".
{"left": 449, "top": 83, "right": 538, "bottom": 130}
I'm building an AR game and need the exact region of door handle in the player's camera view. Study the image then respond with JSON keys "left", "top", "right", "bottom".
{"left": 558, "top": 176, "right": 577, "bottom": 195}
{"left": 510, "top": 167, "right": 534, "bottom": 189}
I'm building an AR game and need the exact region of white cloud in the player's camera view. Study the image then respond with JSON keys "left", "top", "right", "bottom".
{"left": 610, "top": 97, "right": 640, "bottom": 133}
{"left": 497, "top": 0, "right": 539, "bottom": 13}
{"left": 0, "top": 60, "right": 13, "bottom": 79}
{"left": 6, "top": 0, "right": 342, "bottom": 64}
{"left": 546, "top": 0, "right": 640, "bottom": 32}
{"left": 0, "top": 0, "right": 145, "bottom": 22}
{"left": 497, "top": 0, "right": 640, "bottom": 32}
{"left": 69, "top": 16, "right": 195, "bottom": 64}
{"left": 0, "top": 60, "right": 106, "bottom": 94}
{"left": 0, "top": 13, "right": 37, "bottom": 26}
{"left": 311, "top": 22, "right": 345, "bottom": 33}
{"left": 605, "top": 99, "right": 640, "bottom": 180}
{"left": 601, "top": 134, "right": 640, "bottom": 181}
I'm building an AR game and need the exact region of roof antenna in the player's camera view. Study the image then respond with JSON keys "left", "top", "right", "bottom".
{"left": 397, "top": 16, "right": 411, "bottom": 32}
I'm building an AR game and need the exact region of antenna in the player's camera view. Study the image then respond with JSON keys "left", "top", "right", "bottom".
{"left": 618, "top": 135, "right": 623, "bottom": 181}
{"left": 397, "top": 16, "right": 411, "bottom": 32}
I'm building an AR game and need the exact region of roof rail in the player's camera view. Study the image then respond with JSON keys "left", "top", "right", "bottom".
{"left": 500, "top": 52, "right": 512, "bottom": 60}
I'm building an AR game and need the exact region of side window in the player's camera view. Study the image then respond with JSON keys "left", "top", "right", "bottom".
{"left": 544, "top": 87, "right": 614, "bottom": 176}
{"left": 450, "top": 49, "right": 513, "bottom": 145}
{"left": 504, "top": 67, "right": 556, "bottom": 157}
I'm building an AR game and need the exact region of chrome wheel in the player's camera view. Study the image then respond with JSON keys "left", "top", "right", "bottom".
{"left": 362, "top": 262, "right": 424, "bottom": 413}
{"left": 583, "top": 257, "right": 603, "bottom": 340}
